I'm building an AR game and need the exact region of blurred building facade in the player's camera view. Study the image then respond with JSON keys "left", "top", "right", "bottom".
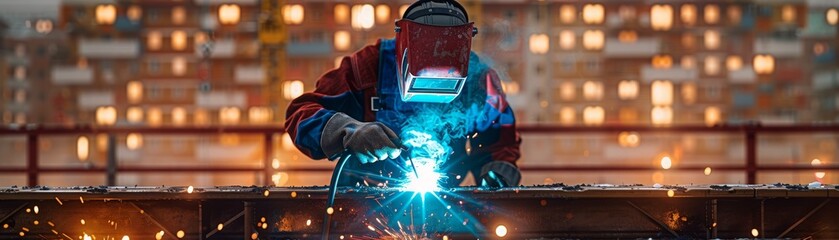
{"left": 1, "top": 0, "right": 838, "bottom": 186}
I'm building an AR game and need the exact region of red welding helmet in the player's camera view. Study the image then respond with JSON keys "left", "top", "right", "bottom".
{"left": 395, "top": 0, "right": 477, "bottom": 103}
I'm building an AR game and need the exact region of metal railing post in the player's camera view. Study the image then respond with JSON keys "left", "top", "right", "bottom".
{"left": 106, "top": 133, "right": 117, "bottom": 186}
{"left": 745, "top": 124, "right": 758, "bottom": 184}
{"left": 264, "top": 133, "right": 274, "bottom": 186}
{"left": 26, "top": 134, "right": 38, "bottom": 186}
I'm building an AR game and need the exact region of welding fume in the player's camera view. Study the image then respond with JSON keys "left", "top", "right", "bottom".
{"left": 285, "top": 0, "right": 522, "bottom": 191}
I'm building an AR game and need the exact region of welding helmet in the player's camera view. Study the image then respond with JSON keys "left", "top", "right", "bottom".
{"left": 395, "top": 0, "right": 477, "bottom": 103}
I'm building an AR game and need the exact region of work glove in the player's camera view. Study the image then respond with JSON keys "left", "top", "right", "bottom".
{"left": 479, "top": 161, "right": 521, "bottom": 188}
{"left": 322, "top": 113, "right": 402, "bottom": 164}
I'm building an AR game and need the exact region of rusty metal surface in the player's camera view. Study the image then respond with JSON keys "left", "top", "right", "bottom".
{"left": 0, "top": 184, "right": 838, "bottom": 239}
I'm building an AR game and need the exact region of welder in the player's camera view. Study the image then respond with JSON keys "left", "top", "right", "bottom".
{"left": 285, "top": 0, "right": 521, "bottom": 188}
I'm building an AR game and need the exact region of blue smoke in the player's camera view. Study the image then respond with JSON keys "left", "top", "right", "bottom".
{"left": 396, "top": 53, "right": 492, "bottom": 188}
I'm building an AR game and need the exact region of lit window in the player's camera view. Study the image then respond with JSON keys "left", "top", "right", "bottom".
{"left": 680, "top": 4, "right": 696, "bottom": 26}
{"left": 651, "top": 80, "right": 673, "bottom": 106}
{"left": 147, "top": 31, "right": 162, "bottom": 50}
{"left": 351, "top": 4, "right": 375, "bottom": 30}
{"left": 283, "top": 4, "right": 304, "bottom": 24}
{"left": 96, "top": 4, "right": 117, "bottom": 25}
{"left": 127, "top": 81, "right": 143, "bottom": 103}
{"left": 283, "top": 80, "right": 304, "bottom": 100}
{"left": 652, "top": 55, "right": 673, "bottom": 69}
{"left": 249, "top": 107, "right": 273, "bottom": 124}
{"left": 651, "top": 106, "right": 673, "bottom": 125}
{"left": 704, "top": 56, "right": 721, "bottom": 75}
{"left": 529, "top": 34, "right": 550, "bottom": 54}
{"left": 171, "top": 30, "right": 187, "bottom": 50}
{"left": 781, "top": 5, "right": 796, "bottom": 23}
{"left": 560, "top": 5, "right": 576, "bottom": 24}
{"left": 753, "top": 54, "right": 775, "bottom": 75}
{"left": 704, "top": 30, "right": 720, "bottom": 50}
{"left": 560, "top": 82, "right": 575, "bottom": 101}
{"left": 582, "top": 81, "right": 603, "bottom": 101}
{"left": 681, "top": 56, "right": 696, "bottom": 69}
{"left": 559, "top": 107, "right": 575, "bottom": 125}
{"left": 194, "top": 108, "right": 209, "bottom": 125}
{"left": 704, "top": 4, "right": 720, "bottom": 24}
{"left": 126, "top": 133, "right": 143, "bottom": 150}
{"left": 219, "top": 107, "right": 241, "bottom": 125}
{"left": 828, "top": 8, "right": 839, "bottom": 25}
{"left": 618, "top": 30, "right": 637, "bottom": 43}
{"left": 681, "top": 83, "right": 697, "bottom": 104}
{"left": 127, "top": 5, "right": 142, "bottom": 21}
{"left": 726, "top": 56, "right": 743, "bottom": 71}
{"left": 582, "top": 30, "right": 604, "bottom": 50}
{"left": 650, "top": 4, "right": 673, "bottom": 30}
{"left": 618, "top": 131, "right": 640, "bottom": 147}
{"left": 375, "top": 4, "right": 390, "bottom": 24}
{"left": 704, "top": 106, "right": 721, "bottom": 126}
{"left": 172, "top": 57, "right": 187, "bottom": 76}
{"left": 14, "top": 67, "right": 25, "bottom": 79}
{"left": 35, "top": 19, "right": 53, "bottom": 34}
{"left": 559, "top": 31, "right": 575, "bottom": 50}
{"left": 334, "top": 31, "right": 351, "bottom": 51}
{"left": 95, "top": 106, "right": 117, "bottom": 126}
{"left": 77, "top": 136, "right": 89, "bottom": 161}
{"left": 147, "top": 107, "right": 163, "bottom": 126}
{"left": 582, "top": 4, "right": 604, "bottom": 24}
{"left": 172, "top": 7, "right": 186, "bottom": 25}
{"left": 194, "top": 32, "right": 207, "bottom": 46}
{"left": 126, "top": 107, "right": 143, "bottom": 123}
{"left": 728, "top": 5, "right": 742, "bottom": 24}
{"left": 583, "top": 106, "right": 605, "bottom": 126}
{"left": 218, "top": 4, "right": 241, "bottom": 25}
{"left": 618, "top": 80, "right": 639, "bottom": 100}
{"left": 334, "top": 4, "right": 350, "bottom": 24}
{"left": 681, "top": 33, "right": 695, "bottom": 49}
{"left": 171, "top": 107, "right": 187, "bottom": 125}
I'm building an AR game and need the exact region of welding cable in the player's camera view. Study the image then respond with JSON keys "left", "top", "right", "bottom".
{"left": 322, "top": 150, "right": 352, "bottom": 240}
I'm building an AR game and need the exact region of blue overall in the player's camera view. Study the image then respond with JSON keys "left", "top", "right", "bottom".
{"left": 337, "top": 39, "right": 495, "bottom": 187}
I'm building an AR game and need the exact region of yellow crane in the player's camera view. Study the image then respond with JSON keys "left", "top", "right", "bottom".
{"left": 259, "top": 0, "right": 286, "bottom": 121}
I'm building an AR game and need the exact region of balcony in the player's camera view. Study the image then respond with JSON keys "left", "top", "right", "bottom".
{"left": 195, "top": 91, "right": 247, "bottom": 108}
{"left": 51, "top": 67, "right": 93, "bottom": 85}
{"left": 603, "top": 38, "right": 661, "bottom": 57}
{"left": 234, "top": 65, "right": 264, "bottom": 84}
{"left": 78, "top": 39, "right": 140, "bottom": 58}
{"left": 640, "top": 65, "right": 699, "bottom": 82}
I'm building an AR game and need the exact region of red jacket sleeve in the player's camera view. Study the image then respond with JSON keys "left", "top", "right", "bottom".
{"left": 284, "top": 43, "right": 379, "bottom": 159}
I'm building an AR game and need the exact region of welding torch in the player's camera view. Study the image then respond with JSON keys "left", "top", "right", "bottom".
{"left": 321, "top": 145, "right": 417, "bottom": 239}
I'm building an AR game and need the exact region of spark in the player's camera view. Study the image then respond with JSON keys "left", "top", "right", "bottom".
{"left": 660, "top": 156, "right": 672, "bottom": 169}
{"left": 667, "top": 190, "right": 675, "bottom": 197}
{"left": 751, "top": 228, "right": 759, "bottom": 237}
{"left": 155, "top": 231, "right": 164, "bottom": 240}
{"left": 122, "top": 236, "right": 130, "bottom": 240}
{"left": 217, "top": 223, "right": 223, "bottom": 231}
{"left": 326, "top": 207, "right": 334, "bottom": 215}
{"left": 263, "top": 189, "right": 270, "bottom": 197}
{"left": 402, "top": 157, "right": 443, "bottom": 193}
{"left": 177, "top": 230, "right": 185, "bottom": 238}
{"left": 495, "top": 224, "right": 508, "bottom": 237}
{"left": 33, "top": 206, "right": 39, "bottom": 214}
{"left": 187, "top": 186, "right": 194, "bottom": 193}
{"left": 291, "top": 191, "right": 297, "bottom": 198}
{"left": 704, "top": 167, "right": 712, "bottom": 176}
{"left": 55, "top": 197, "right": 63, "bottom": 205}
{"left": 305, "top": 219, "right": 311, "bottom": 226}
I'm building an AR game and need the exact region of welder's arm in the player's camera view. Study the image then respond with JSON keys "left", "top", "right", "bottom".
{"left": 476, "top": 69, "right": 522, "bottom": 187}
{"left": 285, "top": 52, "right": 376, "bottom": 160}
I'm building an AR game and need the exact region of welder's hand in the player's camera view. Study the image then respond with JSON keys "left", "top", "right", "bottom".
{"left": 344, "top": 122, "right": 402, "bottom": 164}
{"left": 321, "top": 113, "right": 402, "bottom": 164}
{"left": 479, "top": 161, "right": 521, "bottom": 188}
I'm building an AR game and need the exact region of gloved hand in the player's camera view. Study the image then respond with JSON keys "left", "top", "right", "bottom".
{"left": 479, "top": 161, "right": 521, "bottom": 188}
{"left": 322, "top": 113, "right": 402, "bottom": 164}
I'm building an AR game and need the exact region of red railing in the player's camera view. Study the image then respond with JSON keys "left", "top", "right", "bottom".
{"left": 1, "top": 123, "right": 839, "bottom": 186}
